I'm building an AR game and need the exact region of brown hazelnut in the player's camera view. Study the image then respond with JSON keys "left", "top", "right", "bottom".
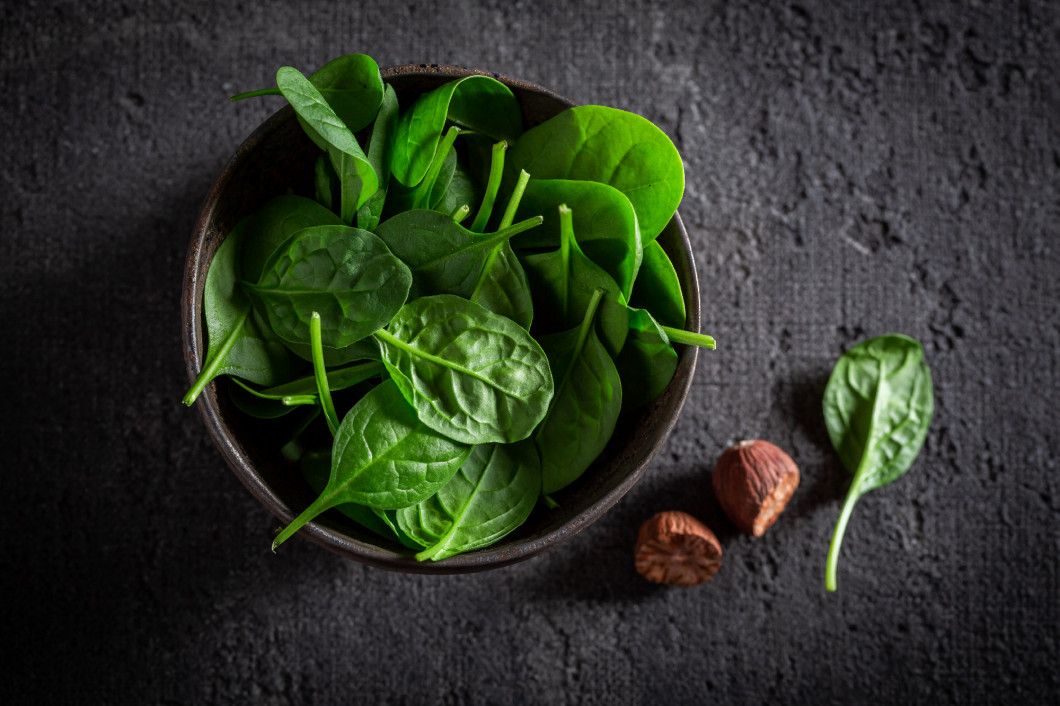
{"left": 712, "top": 440, "right": 800, "bottom": 537}
{"left": 634, "top": 511, "right": 722, "bottom": 587}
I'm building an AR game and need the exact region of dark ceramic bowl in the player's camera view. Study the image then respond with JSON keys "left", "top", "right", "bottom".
{"left": 181, "top": 64, "right": 701, "bottom": 573}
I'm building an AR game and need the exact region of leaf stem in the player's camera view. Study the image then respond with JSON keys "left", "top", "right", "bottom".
{"left": 272, "top": 488, "right": 341, "bottom": 551}
{"left": 826, "top": 487, "right": 861, "bottom": 591}
{"left": 558, "top": 204, "right": 573, "bottom": 312}
{"left": 182, "top": 308, "right": 250, "bottom": 406}
{"left": 451, "top": 204, "right": 470, "bottom": 223}
{"left": 470, "top": 141, "right": 508, "bottom": 232}
{"left": 412, "top": 125, "right": 461, "bottom": 209}
{"left": 310, "top": 312, "right": 340, "bottom": 436}
{"left": 229, "top": 87, "right": 281, "bottom": 102}
{"left": 499, "top": 169, "right": 530, "bottom": 229}
{"left": 574, "top": 288, "right": 606, "bottom": 356}
{"left": 282, "top": 395, "right": 317, "bottom": 406}
{"left": 660, "top": 325, "right": 716, "bottom": 350}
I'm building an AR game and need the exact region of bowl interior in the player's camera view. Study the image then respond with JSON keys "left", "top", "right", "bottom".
{"left": 182, "top": 65, "right": 701, "bottom": 573}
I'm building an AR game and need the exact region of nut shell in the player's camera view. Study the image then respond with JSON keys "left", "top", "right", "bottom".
{"left": 712, "top": 440, "right": 800, "bottom": 537}
{"left": 634, "top": 511, "right": 722, "bottom": 587}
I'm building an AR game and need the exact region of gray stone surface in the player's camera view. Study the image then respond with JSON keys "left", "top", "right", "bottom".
{"left": 2, "top": 0, "right": 1058, "bottom": 703}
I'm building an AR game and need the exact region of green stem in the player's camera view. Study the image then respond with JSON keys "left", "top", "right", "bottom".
{"left": 229, "top": 87, "right": 281, "bottom": 102}
{"left": 660, "top": 325, "right": 716, "bottom": 350}
{"left": 498, "top": 169, "right": 530, "bottom": 229}
{"left": 451, "top": 204, "right": 471, "bottom": 223}
{"left": 182, "top": 308, "right": 250, "bottom": 406}
{"left": 558, "top": 204, "right": 573, "bottom": 312}
{"left": 412, "top": 125, "right": 461, "bottom": 209}
{"left": 272, "top": 488, "right": 341, "bottom": 551}
{"left": 574, "top": 289, "right": 606, "bottom": 358}
{"left": 282, "top": 395, "right": 317, "bottom": 406}
{"left": 826, "top": 487, "right": 861, "bottom": 591}
{"left": 310, "top": 313, "right": 340, "bottom": 436}
{"left": 470, "top": 141, "right": 508, "bottom": 232}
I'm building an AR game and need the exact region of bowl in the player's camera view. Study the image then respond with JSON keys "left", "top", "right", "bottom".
{"left": 181, "top": 64, "right": 701, "bottom": 573}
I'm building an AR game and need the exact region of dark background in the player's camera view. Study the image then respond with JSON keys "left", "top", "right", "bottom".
{"left": 3, "top": 0, "right": 1058, "bottom": 703}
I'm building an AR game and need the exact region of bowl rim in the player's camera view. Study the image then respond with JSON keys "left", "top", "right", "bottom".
{"left": 181, "top": 63, "right": 700, "bottom": 573}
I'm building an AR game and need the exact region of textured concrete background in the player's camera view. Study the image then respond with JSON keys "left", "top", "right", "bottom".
{"left": 2, "top": 0, "right": 1058, "bottom": 703}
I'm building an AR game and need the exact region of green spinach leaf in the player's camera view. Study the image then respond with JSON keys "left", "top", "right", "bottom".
{"left": 232, "top": 53, "right": 384, "bottom": 135}
{"left": 276, "top": 66, "right": 377, "bottom": 215}
{"left": 398, "top": 441, "right": 541, "bottom": 561}
{"left": 505, "top": 105, "right": 683, "bottom": 242}
{"left": 374, "top": 209, "right": 541, "bottom": 300}
{"left": 514, "top": 179, "right": 642, "bottom": 299}
{"left": 614, "top": 307, "right": 679, "bottom": 412}
{"left": 520, "top": 205, "right": 629, "bottom": 356}
{"left": 373, "top": 294, "right": 554, "bottom": 444}
{"left": 535, "top": 289, "right": 623, "bottom": 495}
{"left": 242, "top": 194, "right": 344, "bottom": 282}
{"left": 272, "top": 379, "right": 472, "bottom": 549}
{"left": 183, "top": 219, "right": 296, "bottom": 405}
{"left": 469, "top": 242, "right": 534, "bottom": 329}
{"left": 357, "top": 84, "right": 400, "bottom": 231}
{"left": 823, "top": 334, "right": 934, "bottom": 591}
{"left": 390, "top": 75, "right": 522, "bottom": 187}
{"left": 299, "top": 448, "right": 424, "bottom": 550}
{"left": 629, "top": 239, "right": 685, "bottom": 329}
{"left": 244, "top": 224, "right": 412, "bottom": 350}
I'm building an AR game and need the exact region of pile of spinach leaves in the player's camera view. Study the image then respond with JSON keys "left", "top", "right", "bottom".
{"left": 185, "top": 54, "right": 716, "bottom": 560}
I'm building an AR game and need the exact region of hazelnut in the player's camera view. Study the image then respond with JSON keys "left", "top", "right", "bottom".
{"left": 634, "top": 511, "right": 722, "bottom": 587}
{"left": 712, "top": 440, "right": 800, "bottom": 537}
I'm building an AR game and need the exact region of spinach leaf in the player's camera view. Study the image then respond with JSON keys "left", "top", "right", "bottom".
{"left": 614, "top": 307, "right": 679, "bottom": 411}
{"left": 629, "top": 239, "right": 685, "bottom": 329}
{"left": 232, "top": 53, "right": 384, "bottom": 135}
{"left": 373, "top": 295, "right": 554, "bottom": 444}
{"left": 313, "top": 153, "right": 339, "bottom": 213}
{"left": 463, "top": 143, "right": 534, "bottom": 328}
{"left": 535, "top": 289, "right": 623, "bottom": 495}
{"left": 411, "top": 126, "right": 461, "bottom": 210}
{"left": 398, "top": 441, "right": 541, "bottom": 561}
{"left": 242, "top": 194, "right": 343, "bottom": 282}
{"left": 469, "top": 242, "right": 534, "bottom": 329}
{"left": 244, "top": 225, "right": 412, "bottom": 350}
{"left": 384, "top": 147, "right": 459, "bottom": 216}
{"left": 390, "top": 75, "right": 522, "bottom": 187}
{"left": 357, "top": 84, "right": 399, "bottom": 231}
{"left": 822, "top": 334, "right": 934, "bottom": 591}
{"left": 276, "top": 66, "right": 377, "bottom": 216}
{"left": 505, "top": 105, "right": 683, "bottom": 242}
{"left": 183, "top": 219, "right": 296, "bottom": 406}
{"left": 299, "top": 448, "right": 424, "bottom": 550}
{"left": 301, "top": 53, "right": 384, "bottom": 133}
{"left": 520, "top": 205, "right": 629, "bottom": 356}
{"left": 272, "top": 379, "right": 472, "bottom": 549}
{"left": 374, "top": 209, "right": 541, "bottom": 300}
{"left": 514, "top": 179, "right": 643, "bottom": 299}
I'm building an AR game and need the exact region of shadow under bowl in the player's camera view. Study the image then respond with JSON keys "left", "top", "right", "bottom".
{"left": 181, "top": 64, "right": 701, "bottom": 573}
